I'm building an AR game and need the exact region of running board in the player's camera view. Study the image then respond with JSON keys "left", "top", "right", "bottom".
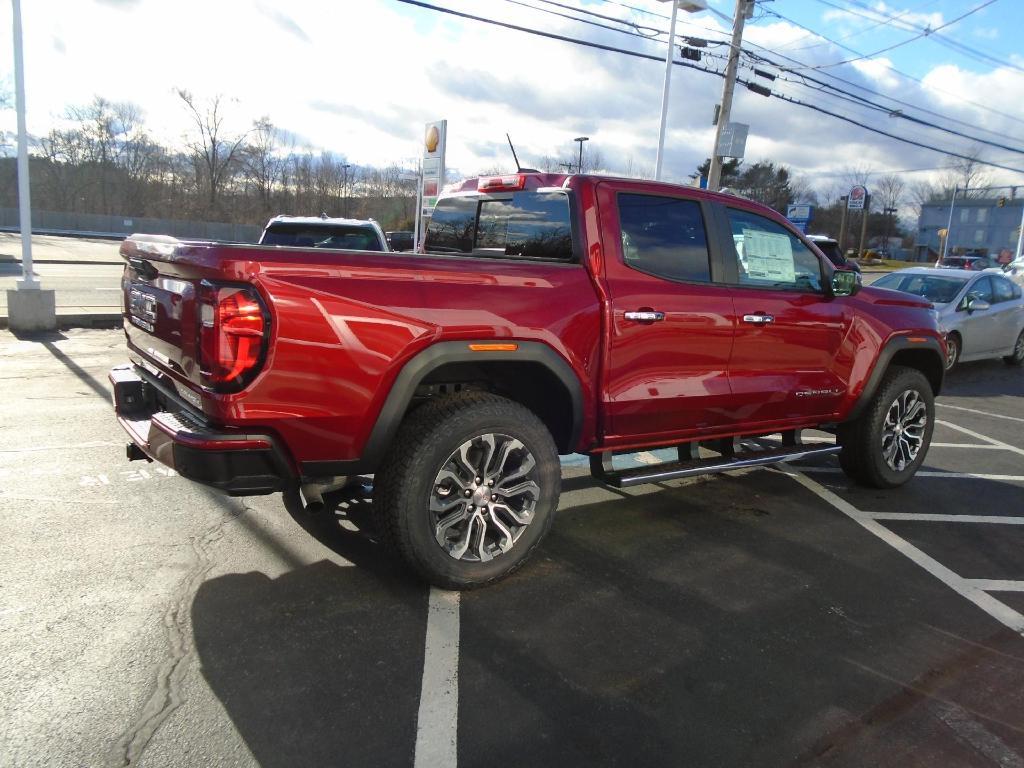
{"left": 589, "top": 436, "right": 840, "bottom": 488}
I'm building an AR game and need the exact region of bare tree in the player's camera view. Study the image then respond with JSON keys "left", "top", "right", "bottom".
{"left": 177, "top": 89, "right": 249, "bottom": 217}
{"left": 944, "top": 147, "right": 992, "bottom": 198}
{"left": 876, "top": 173, "right": 906, "bottom": 213}
{"left": 242, "top": 117, "right": 289, "bottom": 219}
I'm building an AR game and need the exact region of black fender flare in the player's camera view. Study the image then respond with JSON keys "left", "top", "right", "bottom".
{"left": 844, "top": 335, "right": 945, "bottom": 423}
{"left": 300, "top": 340, "right": 584, "bottom": 478}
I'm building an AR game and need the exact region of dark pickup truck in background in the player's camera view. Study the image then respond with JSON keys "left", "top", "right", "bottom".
{"left": 111, "top": 172, "right": 945, "bottom": 588}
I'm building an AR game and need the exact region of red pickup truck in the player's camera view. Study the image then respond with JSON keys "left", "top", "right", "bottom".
{"left": 111, "top": 173, "right": 945, "bottom": 588}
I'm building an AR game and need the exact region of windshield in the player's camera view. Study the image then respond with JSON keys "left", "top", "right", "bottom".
{"left": 261, "top": 224, "right": 383, "bottom": 251}
{"left": 874, "top": 273, "right": 967, "bottom": 304}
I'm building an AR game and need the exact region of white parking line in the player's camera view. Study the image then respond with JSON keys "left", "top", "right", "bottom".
{"left": 936, "top": 420, "right": 1024, "bottom": 457}
{"left": 867, "top": 513, "right": 1024, "bottom": 525}
{"left": 783, "top": 469, "right": 1024, "bottom": 636}
{"left": 414, "top": 588, "right": 461, "bottom": 768}
{"left": 938, "top": 403, "right": 1024, "bottom": 424}
{"left": 797, "top": 467, "right": 1024, "bottom": 483}
{"left": 964, "top": 580, "right": 1024, "bottom": 592}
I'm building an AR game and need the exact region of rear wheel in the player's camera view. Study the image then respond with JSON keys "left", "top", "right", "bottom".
{"left": 838, "top": 365, "right": 934, "bottom": 488}
{"left": 1004, "top": 329, "right": 1024, "bottom": 366}
{"left": 374, "top": 392, "right": 560, "bottom": 589}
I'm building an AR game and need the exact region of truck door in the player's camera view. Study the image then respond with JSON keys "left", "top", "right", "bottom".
{"left": 716, "top": 204, "right": 854, "bottom": 424}
{"left": 596, "top": 183, "right": 735, "bottom": 445}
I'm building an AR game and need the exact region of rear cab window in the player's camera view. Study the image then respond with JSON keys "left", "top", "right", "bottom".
{"left": 425, "top": 191, "right": 575, "bottom": 261}
{"left": 724, "top": 208, "right": 824, "bottom": 292}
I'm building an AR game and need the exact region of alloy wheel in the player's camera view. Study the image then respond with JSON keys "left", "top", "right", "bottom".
{"left": 429, "top": 433, "right": 540, "bottom": 562}
{"left": 881, "top": 389, "right": 928, "bottom": 472}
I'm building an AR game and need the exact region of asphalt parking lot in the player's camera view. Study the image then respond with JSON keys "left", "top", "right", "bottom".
{"left": 1, "top": 329, "right": 1023, "bottom": 767}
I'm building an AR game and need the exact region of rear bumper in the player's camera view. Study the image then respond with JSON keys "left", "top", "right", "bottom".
{"left": 109, "top": 364, "right": 294, "bottom": 496}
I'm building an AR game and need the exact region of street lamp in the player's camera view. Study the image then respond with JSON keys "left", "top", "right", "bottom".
{"left": 654, "top": 0, "right": 709, "bottom": 181}
{"left": 574, "top": 136, "right": 589, "bottom": 174}
{"left": 342, "top": 163, "right": 352, "bottom": 217}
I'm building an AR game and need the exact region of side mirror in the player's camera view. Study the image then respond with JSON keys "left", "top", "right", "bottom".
{"left": 966, "top": 296, "right": 990, "bottom": 313}
{"left": 831, "top": 269, "right": 861, "bottom": 297}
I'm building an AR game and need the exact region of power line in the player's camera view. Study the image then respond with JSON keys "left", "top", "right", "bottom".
{"left": 785, "top": 0, "right": 999, "bottom": 71}
{"left": 759, "top": 7, "right": 1024, "bottom": 126}
{"left": 780, "top": 0, "right": 941, "bottom": 53}
{"left": 391, "top": 0, "right": 1024, "bottom": 175}
{"left": 825, "top": 0, "right": 1023, "bottom": 75}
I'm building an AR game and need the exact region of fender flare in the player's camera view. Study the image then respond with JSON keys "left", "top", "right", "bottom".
{"left": 301, "top": 340, "right": 584, "bottom": 478}
{"left": 844, "top": 335, "right": 945, "bottom": 422}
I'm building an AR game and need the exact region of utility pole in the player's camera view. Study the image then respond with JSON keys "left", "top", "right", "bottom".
{"left": 857, "top": 194, "right": 871, "bottom": 258}
{"left": 342, "top": 163, "right": 351, "bottom": 218}
{"left": 882, "top": 206, "right": 897, "bottom": 255}
{"left": 838, "top": 197, "right": 849, "bottom": 255}
{"left": 574, "top": 136, "right": 589, "bottom": 174}
{"left": 707, "top": 0, "right": 751, "bottom": 192}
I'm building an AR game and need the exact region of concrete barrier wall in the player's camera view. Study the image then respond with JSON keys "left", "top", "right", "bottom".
{"left": 0, "top": 208, "right": 261, "bottom": 242}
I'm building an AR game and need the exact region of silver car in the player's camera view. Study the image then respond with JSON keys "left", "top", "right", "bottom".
{"left": 873, "top": 267, "right": 1024, "bottom": 370}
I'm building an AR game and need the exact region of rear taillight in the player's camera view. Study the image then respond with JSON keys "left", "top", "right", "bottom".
{"left": 198, "top": 283, "right": 268, "bottom": 391}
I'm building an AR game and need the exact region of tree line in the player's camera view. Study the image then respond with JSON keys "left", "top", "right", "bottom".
{"left": 0, "top": 94, "right": 419, "bottom": 230}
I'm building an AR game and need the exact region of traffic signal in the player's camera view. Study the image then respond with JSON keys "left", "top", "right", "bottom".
{"left": 998, "top": 197, "right": 1007, "bottom": 207}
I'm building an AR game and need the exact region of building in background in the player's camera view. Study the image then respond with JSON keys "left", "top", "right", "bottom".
{"left": 916, "top": 197, "right": 1023, "bottom": 263}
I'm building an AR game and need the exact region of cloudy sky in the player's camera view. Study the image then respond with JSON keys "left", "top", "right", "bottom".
{"left": 2, "top": 0, "right": 1022, "bottom": 194}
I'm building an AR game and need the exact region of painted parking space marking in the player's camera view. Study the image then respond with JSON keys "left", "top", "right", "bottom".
{"left": 414, "top": 588, "right": 461, "bottom": 768}
{"left": 938, "top": 403, "right": 1024, "bottom": 424}
{"left": 798, "top": 466, "right": 1024, "bottom": 483}
{"left": 866, "top": 513, "right": 1024, "bottom": 525}
{"left": 783, "top": 468, "right": 1024, "bottom": 637}
{"left": 936, "top": 420, "right": 1024, "bottom": 456}
{"left": 964, "top": 580, "right": 1024, "bottom": 592}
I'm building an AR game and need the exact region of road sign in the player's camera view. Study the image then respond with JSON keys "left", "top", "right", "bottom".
{"left": 786, "top": 203, "right": 814, "bottom": 233}
{"left": 847, "top": 185, "right": 867, "bottom": 210}
{"left": 718, "top": 122, "right": 749, "bottom": 159}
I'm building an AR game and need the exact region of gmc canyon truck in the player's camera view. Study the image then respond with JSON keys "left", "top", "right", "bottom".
{"left": 111, "top": 173, "right": 945, "bottom": 589}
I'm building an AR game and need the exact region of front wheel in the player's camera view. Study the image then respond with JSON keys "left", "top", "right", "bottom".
{"left": 838, "top": 366, "right": 935, "bottom": 488}
{"left": 374, "top": 392, "right": 560, "bottom": 589}
{"left": 1004, "top": 329, "right": 1024, "bottom": 366}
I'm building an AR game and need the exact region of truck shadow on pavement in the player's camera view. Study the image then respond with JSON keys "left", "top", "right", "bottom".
{"left": 191, "top": 472, "right": 1024, "bottom": 767}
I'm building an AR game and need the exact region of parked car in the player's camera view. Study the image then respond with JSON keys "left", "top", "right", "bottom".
{"left": 1005, "top": 257, "right": 1024, "bottom": 287}
{"left": 807, "top": 234, "right": 861, "bottom": 273}
{"left": 934, "top": 254, "right": 993, "bottom": 271}
{"left": 873, "top": 267, "right": 1024, "bottom": 370}
{"left": 258, "top": 215, "right": 388, "bottom": 252}
{"left": 386, "top": 230, "right": 415, "bottom": 251}
{"left": 111, "top": 172, "right": 946, "bottom": 588}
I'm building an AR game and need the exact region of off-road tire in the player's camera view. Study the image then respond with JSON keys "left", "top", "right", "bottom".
{"left": 374, "top": 392, "right": 560, "bottom": 589}
{"left": 838, "top": 365, "right": 935, "bottom": 489}
{"left": 1004, "top": 329, "right": 1024, "bottom": 366}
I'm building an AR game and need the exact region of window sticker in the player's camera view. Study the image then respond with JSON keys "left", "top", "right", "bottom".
{"left": 741, "top": 229, "right": 795, "bottom": 282}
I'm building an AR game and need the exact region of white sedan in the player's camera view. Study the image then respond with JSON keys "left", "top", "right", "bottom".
{"left": 872, "top": 267, "right": 1024, "bottom": 370}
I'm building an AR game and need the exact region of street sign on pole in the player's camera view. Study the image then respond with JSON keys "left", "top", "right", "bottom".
{"left": 786, "top": 203, "right": 813, "bottom": 233}
{"left": 718, "top": 122, "right": 748, "bottom": 160}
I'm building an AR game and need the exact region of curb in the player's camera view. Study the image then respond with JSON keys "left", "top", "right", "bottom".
{"left": 0, "top": 313, "right": 123, "bottom": 330}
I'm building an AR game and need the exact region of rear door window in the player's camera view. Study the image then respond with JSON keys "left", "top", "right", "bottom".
{"left": 725, "top": 208, "right": 823, "bottom": 292}
{"left": 616, "top": 193, "right": 711, "bottom": 283}
{"left": 262, "top": 224, "right": 383, "bottom": 251}
{"left": 425, "top": 192, "right": 574, "bottom": 261}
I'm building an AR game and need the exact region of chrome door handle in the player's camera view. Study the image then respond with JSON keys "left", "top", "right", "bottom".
{"left": 624, "top": 310, "right": 665, "bottom": 322}
{"left": 742, "top": 314, "right": 774, "bottom": 324}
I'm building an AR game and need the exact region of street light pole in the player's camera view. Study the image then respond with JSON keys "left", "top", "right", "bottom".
{"left": 574, "top": 136, "right": 589, "bottom": 174}
{"left": 11, "top": 0, "right": 36, "bottom": 291}
{"left": 882, "top": 206, "right": 897, "bottom": 255}
{"left": 654, "top": 0, "right": 708, "bottom": 181}
{"left": 707, "top": 0, "right": 751, "bottom": 192}
{"left": 342, "top": 163, "right": 351, "bottom": 218}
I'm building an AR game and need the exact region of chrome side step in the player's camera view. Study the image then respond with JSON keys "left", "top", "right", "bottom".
{"left": 589, "top": 432, "right": 840, "bottom": 488}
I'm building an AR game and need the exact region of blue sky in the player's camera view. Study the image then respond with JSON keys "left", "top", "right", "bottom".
{"left": 2, "top": 0, "right": 1023, "bottom": 197}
